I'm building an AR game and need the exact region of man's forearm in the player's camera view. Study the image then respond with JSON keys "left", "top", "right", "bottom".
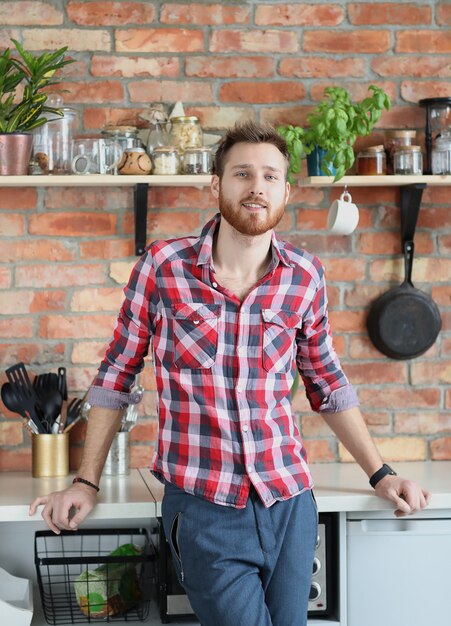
{"left": 320, "top": 406, "right": 383, "bottom": 477}
{"left": 76, "top": 406, "right": 124, "bottom": 486}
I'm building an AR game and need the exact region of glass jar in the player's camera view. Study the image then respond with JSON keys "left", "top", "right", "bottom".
{"left": 393, "top": 145, "right": 423, "bottom": 175}
{"left": 169, "top": 116, "right": 203, "bottom": 152}
{"left": 152, "top": 146, "right": 180, "bottom": 175}
{"left": 101, "top": 125, "right": 140, "bottom": 155}
{"left": 146, "top": 121, "right": 170, "bottom": 155}
{"left": 356, "top": 145, "right": 386, "bottom": 175}
{"left": 384, "top": 130, "right": 416, "bottom": 174}
{"left": 431, "top": 133, "right": 451, "bottom": 175}
{"left": 182, "top": 147, "right": 212, "bottom": 174}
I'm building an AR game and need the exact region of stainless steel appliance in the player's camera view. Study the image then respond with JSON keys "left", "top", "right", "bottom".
{"left": 151, "top": 512, "right": 338, "bottom": 623}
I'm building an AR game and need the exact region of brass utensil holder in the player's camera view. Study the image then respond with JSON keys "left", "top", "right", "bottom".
{"left": 32, "top": 434, "right": 69, "bottom": 478}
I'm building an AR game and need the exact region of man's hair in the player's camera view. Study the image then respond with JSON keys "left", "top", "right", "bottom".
{"left": 212, "top": 120, "right": 290, "bottom": 178}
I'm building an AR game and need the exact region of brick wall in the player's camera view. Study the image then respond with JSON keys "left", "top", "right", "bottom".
{"left": 0, "top": 1, "right": 450, "bottom": 471}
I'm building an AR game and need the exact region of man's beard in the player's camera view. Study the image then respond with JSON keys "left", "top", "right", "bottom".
{"left": 218, "top": 189, "right": 285, "bottom": 237}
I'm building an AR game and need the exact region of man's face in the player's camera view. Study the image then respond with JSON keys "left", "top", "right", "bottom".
{"left": 211, "top": 142, "right": 290, "bottom": 237}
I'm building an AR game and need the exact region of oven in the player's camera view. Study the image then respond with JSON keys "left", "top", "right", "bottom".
{"left": 151, "top": 512, "right": 338, "bottom": 623}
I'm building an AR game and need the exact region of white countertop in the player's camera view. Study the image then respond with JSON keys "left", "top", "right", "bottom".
{"left": 1, "top": 462, "right": 450, "bottom": 523}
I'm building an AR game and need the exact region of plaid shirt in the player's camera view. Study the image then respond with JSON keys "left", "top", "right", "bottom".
{"left": 90, "top": 213, "right": 358, "bottom": 508}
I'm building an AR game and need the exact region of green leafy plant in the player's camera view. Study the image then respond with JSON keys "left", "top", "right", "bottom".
{"left": 278, "top": 85, "right": 391, "bottom": 182}
{"left": 0, "top": 39, "right": 72, "bottom": 133}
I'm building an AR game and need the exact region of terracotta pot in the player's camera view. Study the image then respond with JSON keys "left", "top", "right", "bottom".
{"left": 0, "top": 133, "right": 33, "bottom": 175}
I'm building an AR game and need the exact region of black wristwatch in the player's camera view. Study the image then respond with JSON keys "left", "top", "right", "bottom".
{"left": 369, "top": 463, "right": 397, "bottom": 489}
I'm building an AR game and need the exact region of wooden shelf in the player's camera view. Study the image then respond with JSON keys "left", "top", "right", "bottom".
{"left": 300, "top": 174, "right": 451, "bottom": 186}
{"left": 0, "top": 174, "right": 212, "bottom": 187}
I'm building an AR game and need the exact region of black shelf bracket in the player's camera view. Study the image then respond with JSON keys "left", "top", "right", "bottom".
{"left": 134, "top": 183, "right": 149, "bottom": 256}
{"left": 399, "top": 183, "right": 426, "bottom": 247}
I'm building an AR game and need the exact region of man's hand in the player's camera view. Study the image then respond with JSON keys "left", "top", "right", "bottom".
{"left": 374, "top": 475, "right": 431, "bottom": 517}
{"left": 29, "top": 484, "right": 98, "bottom": 534}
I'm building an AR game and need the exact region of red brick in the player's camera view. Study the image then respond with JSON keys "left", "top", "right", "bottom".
{"left": 29, "top": 213, "right": 117, "bottom": 237}
{"left": 349, "top": 335, "right": 388, "bottom": 360}
{"left": 358, "top": 232, "right": 433, "bottom": 256}
{"left": 432, "top": 286, "right": 451, "bottom": 307}
{"left": 0, "top": 213, "right": 25, "bottom": 236}
{"left": 423, "top": 187, "right": 451, "bottom": 204}
{"left": 370, "top": 258, "right": 451, "bottom": 284}
{"left": 71, "top": 288, "right": 123, "bottom": 312}
{"left": 91, "top": 55, "right": 180, "bottom": 78}
{"left": 339, "top": 437, "right": 427, "bottom": 462}
{"left": 0, "top": 240, "right": 76, "bottom": 263}
{"left": 349, "top": 3, "right": 432, "bottom": 25}
{"left": 0, "top": 421, "right": 23, "bottom": 446}
{"left": 359, "top": 387, "right": 440, "bottom": 410}
{"left": 15, "top": 264, "right": 106, "bottom": 288}
{"left": 295, "top": 208, "right": 328, "bottom": 230}
{"left": 345, "top": 285, "right": 389, "bottom": 309}
{"left": 23, "top": 28, "right": 110, "bottom": 51}
{"left": 0, "top": 343, "right": 65, "bottom": 369}
{"left": 322, "top": 258, "right": 366, "bottom": 282}
{"left": 0, "top": 448, "right": 31, "bottom": 471}
{"left": 280, "top": 56, "right": 366, "bottom": 78}
{"left": 395, "top": 412, "right": 451, "bottom": 434}
{"left": 329, "top": 310, "right": 366, "bottom": 333}
{"left": 72, "top": 341, "right": 109, "bottom": 364}
{"left": 116, "top": 28, "right": 204, "bottom": 53}
{"left": 439, "top": 235, "right": 451, "bottom": 255}
{"left": 160, "top": 3, "right": 250, "bottom": 25}
{"left": 0, "top": 267, "right": 11, "bottom": 289}
{"left": 345, "top": 361, "right": 407, "bottom": 384}
{"left": 290, "top": 185, "right": 325, "bottom": 206}
{"left": 129, "top": 80, "right": 213, "bottom": 104}
{"left": 303, "top": 439, "right": 336, "bottom": 463}
{"left": 186, "top": 56, "right": 275, "bottom": 78}
{"left": 80, "top": 239, "right": 134, "bottom": 259}
{"left": 67, "top": 366, "right": 101, "bottom": 392}
{"left": 219, "top": 81, "right": 305, "bottom": 104}
{"left": 0, "top": 188, "right": 37, "bottom": 210}
{"left": 187, "top": 106, "right": 255, "bottom": 129}
{"left": 286, "top": 233, "right": 352, "bottom": 256}
{"left": 67, "top": 1, "right": 155, "bottom": 25}
{"left": 418, "top": 206, "right": 451, "bottom": 229}
{"left": 39, "top": 314, "right": 116, "bottom": 339}
{"left": 430, "top": 438, "right": 451, "bottom": 461}
{"left": 210, "top": 29, "right": 299, "bottom": 53}
{"left": 380, "top": 105, "right": 425, "bottom": 129}
{"left": 396, "top": 31, "right": 451, "bottom": 53}
{"left": 0, "top": 318, "right": 33, "bottom": 338}
{"left": 130, "top": 444, "right": 154, "bottom": 468}
{"left": 260, "top": 105, "right": 314, "bottom": 127}
{"left": 124, "top": 208, "right": 202, "bottom": 237}
{"left": 45, "top": 187, "right": 131, "bottom": 210}
{"left": 130, "top": 419, "right": 158, "bottom": 443}
{"left": 149, "top": 190, "right": 211, "bottom": 212}
{"left": 446, "top": 389, "right": 451, "bottom": 409}
{"left": 83, "top": 107, "right": 148, "bottom": 130}
{"left": 54, "top": 80, "right": 124, "bottom": 103}
{"left": 437, "top": 4, "right": 451, "bottom": 25}
{"left": 401, "top": 81, "right": 451, "bottom": 102}
{"left": 0, "top": 1, "right": 62, "bottom": 24}
{"left": 372, "top": 56, "right": 451, "bottom": 78}
{"left": 411, "top": 361, "right": 451, "bottom": 385}
{"left": 31, "top": 291, "right": 67, "bottom": 313}
{"left": 311, "top": 80, "right": 397, "bottom": 103}
{"left": 442, "top": 337, "right": 451, "bottom": 357}
{"left": 301, "top": 415, "right": 334, "bottom": 438}
{"left": 303, "top": 30, "right": 390, "bottom": 53}
{"left": 255, "top": 4, "right": 344, "bottom": 26}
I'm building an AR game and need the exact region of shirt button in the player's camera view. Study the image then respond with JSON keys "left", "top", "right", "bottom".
{"left": 247, "top": 465, "right": 253, "bottom": 473}
{"left": 238, "top": 346, "right": 246, "bottom": 355}
{"left": 236, "top": 383, "right": 244, "bottom": 393}
{"left": 242, "top": 424, "right": 248, "bottom": 432}
{"left": 212, "top": 282, "right": 218, "bottom": 288}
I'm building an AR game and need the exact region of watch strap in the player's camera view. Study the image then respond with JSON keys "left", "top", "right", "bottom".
{"left": 369, "top": 463, "right": 397, "bottom": 489}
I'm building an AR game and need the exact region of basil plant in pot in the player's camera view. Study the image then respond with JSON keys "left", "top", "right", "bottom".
{"left": 0, "top": 39, "right": 72, "bottom": 175}
{"left": 278, "top": 85, "right": 391, "bottom": 182}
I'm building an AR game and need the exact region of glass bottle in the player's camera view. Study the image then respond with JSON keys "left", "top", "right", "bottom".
{"left": 431, "top": 133, "right": 451, "bottom": 175}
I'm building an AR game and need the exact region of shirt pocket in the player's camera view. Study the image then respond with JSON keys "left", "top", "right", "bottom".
{"left": 172, "top": 302, "right": 221, "bottom": 369}
{"left": 262, "top": 308, "right": 302, "bottom": 373}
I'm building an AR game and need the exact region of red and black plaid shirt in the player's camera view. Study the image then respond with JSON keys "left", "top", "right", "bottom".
{"left": 90, "top": 214, "right": 358, "bottom": 508}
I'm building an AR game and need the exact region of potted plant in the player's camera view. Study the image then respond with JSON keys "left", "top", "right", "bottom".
{"left": 278, "top": 85, "right": 391, "bottom": 182}
{"left": 0, "top": 39, "right": 72, "bottom": 175}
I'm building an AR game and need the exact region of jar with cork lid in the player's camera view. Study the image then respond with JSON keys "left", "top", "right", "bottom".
{"left": 393, "top": 145, "right": 423, "bottom": 175}
{"left": 356, "top": 145, "right": 386, "bottom": 175}
{"left": 384, "top": 130, "right": 416, "bottom": 174}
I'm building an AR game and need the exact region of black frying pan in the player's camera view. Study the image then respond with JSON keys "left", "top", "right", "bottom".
{"left": 367, "top": 184, "right": 441, "bottom": 360}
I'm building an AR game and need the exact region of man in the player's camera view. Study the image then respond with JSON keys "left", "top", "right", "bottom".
{"left": 30, "top": 121, "right": 431, "bottom": 626}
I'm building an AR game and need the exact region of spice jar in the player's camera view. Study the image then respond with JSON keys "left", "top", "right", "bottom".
{"left": 152, "top": 146, "right": 180, "bottom": 175}
{"left": 393, "top": 145, "right": 423, "bottom": 175}
{"left": 169, "top": 116, "right": 203, "bottom": 152}
{"left": 384, "top": 130, "right": 416, "bottom": 174}
{"left": 356, "top": 145, "right": 386, "bottom": 175}
{"left": 182, "top": 147, "right": 212, "bottom": 174}
{"left": 431, "top": 133, "right": 451, "bottom": 175}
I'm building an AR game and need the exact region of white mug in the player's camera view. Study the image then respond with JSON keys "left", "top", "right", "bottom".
{"left": 327, "top": 190, "right": 359, "bottom": 235}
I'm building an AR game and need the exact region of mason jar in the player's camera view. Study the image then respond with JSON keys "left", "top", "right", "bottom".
{"left": 384, "top": 130, "right": 416, "bottom": 174}
{"left": 393, "top": 145, "right": 423, "bottom": 175}
{"left": 152, "top": 146, "right": 180, "bottom": 175}
{"left": 182, "top": 147, "right": 212, "bottom": 174}
{"left": 356, "top": 145, "right": 386, "bottom": 175}
{"left": 431, "top": 134, "right": 451, "bottom": 175}
{"left": 169, "top": 116, "right": 203, "bottom": 152}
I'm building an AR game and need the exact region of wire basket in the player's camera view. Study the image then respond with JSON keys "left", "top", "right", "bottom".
{"left": 35, "top": 528, "right": 155, "bottom": 624}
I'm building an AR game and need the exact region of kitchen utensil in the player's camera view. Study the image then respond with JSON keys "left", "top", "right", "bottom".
{"left": 57, "top": 367, "right": 68, "bottom": 401}
{"left": 39, "top": 389, "right": 63, "bottom": 433}
{"left": 66, "top": 397, "right": 83, "bottom": 425}
{"left": 5, "top": 364, "right": 47, "bottom": 433}
{"left": 367, "top": 191, "right": 441, "bottom": 359}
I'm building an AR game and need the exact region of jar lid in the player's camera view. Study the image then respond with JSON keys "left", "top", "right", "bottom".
{"left": 395, "top": 145, "right": 422, "bottom": 151}
{"left": 102, "top": 125, "right": 138, "bottom": 136}
{"left": 358, "top": 145, "right": 385, "bottom": 156}
{"left": 153, "top": 145, "right": 180, "bottom": 154}
{"left": 386, "top": 130, "right": 417, "bottom": 138}
{"left": 184, "top": 147, "right": 211, "bottom": 153}
{"left": 170, "top": 116, "right": 200, "bottom": 123}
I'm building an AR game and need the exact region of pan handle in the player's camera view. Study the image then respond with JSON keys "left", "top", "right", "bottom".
{"left": 403, "top": 239, "right": 414, "bottom": 286}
